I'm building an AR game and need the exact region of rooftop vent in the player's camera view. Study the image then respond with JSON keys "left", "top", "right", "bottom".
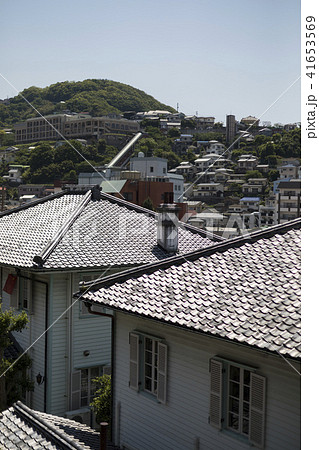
{"left": 157, "top": 192, "right": 179, "bottom": 254}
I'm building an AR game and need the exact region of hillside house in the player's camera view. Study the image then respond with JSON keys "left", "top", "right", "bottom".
{"left": 79, "top": 219, "right": 301, "bottom": 450}
{"left": 0, "top": 187, "right": 220, "bottom": 425}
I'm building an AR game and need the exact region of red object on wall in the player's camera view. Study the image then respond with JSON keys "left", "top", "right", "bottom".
{"left": 3, "top": 274, "right": 17, "bottom": 294}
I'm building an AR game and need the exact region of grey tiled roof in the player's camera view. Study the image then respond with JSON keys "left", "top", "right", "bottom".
{"left": 81, "top": 219, "right": 301, "bottom": 359}
{"left": 0, "top": 401, "right": 101, "bottom": 449}
{"left": 0, "top": 190, "right": 218, "bottom": 270}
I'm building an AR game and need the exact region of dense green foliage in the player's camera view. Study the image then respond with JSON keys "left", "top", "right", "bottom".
{"left": 134, "top": 124, "right": 182, "bottom": 169}
{"left": 90, "top": 374, "right": 112, "bottom": 428}
{"left": 11, "top": 140, "right": 118, "bottom": 184}
{"left": 231, "top": 128, "right": 301, "bottom": 164}
{"left": 0, "top": 305, "right": 33, "bottom": 411}
{"left": 0, "top": 79, "right": 176, "bottom": 126}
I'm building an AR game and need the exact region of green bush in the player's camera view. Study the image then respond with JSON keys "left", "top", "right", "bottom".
{"left": 90, "top": 374, "right": 112, "bottom": 427}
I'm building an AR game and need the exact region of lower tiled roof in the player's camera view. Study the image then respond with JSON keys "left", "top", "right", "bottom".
{"left": 0, "top": 401, "right": 101, "bottom": 449}
{"left": 81, "top": 219, "right": 301, "bottom": 359}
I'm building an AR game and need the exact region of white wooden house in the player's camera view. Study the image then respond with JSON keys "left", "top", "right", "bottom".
{"left": 80, "top": 219, "right": 301, "bottom": 449}
{"left": 0, "top": 187, "right": 218, "bottom": 425}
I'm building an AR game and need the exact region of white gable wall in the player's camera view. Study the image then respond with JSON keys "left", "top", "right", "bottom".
{"left": 48, "top": 273, "right": 69, "bottom": 415}
{"left": 29, "top": 275, "right": 47, "bottom": 411}
{"left": 72, "top": 272, "right": 112, "bottom": 371}
{"left": 113, "top": 312, "right": 300, "bottom": 450}
{"left": 1, "top": 268, "right": 47, "bottom": 412}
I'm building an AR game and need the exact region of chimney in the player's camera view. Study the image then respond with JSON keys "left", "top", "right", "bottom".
{"left": 157, "top": 193, "right": 180, "bottom": 253}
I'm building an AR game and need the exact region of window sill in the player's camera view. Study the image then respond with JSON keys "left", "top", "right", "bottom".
{"left": 220, "top": 428, "right": 252, "bottom": 447}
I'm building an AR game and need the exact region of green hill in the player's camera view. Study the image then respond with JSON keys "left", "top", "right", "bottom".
{"left": 0, "top": 79, "right": 176, "bottom": 126}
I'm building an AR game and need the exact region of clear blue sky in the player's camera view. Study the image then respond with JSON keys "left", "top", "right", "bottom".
{"left": 1, "top": 0, "right": 300, "bottom": 124}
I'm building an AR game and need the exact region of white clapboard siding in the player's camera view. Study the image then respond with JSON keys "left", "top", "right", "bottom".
{"left": 113, "top": 313, "right": 301, "bottom": 450}
{"left": 29, "top": 275, "right": 48, "bottom": 411}
{"left": 49, "top": 273, "right": 69, "bottom": 415}
{"left": 72, "top": 273, "right": 111, "bottom": 370}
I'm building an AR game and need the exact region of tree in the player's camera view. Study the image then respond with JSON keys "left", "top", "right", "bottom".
{"left": 0, "top": 304, "right": 33, "bottom": 411}
{"left": 90, "top": 374, "right": 112, "bottom": 428}
{"left": 245, "top": 170, "right": 263, "bottom": 181}
{"left": 167, "top": 128, "right": 180, "bottom": 138}
{"left": 54, "top": 140, "right": 85, "bottom": 164}
{"left": 142, "top": 197, "right": 154, "bottom": 211}
{"left": 29, "top": 143, "right": 54, "bottom": 171}
{"left": 267, "top": 169, "right": 280, "bottom": 182}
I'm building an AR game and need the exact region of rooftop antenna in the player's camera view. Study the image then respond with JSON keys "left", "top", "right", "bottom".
{"left": 196, "top": 111, "right": 198, "bottom": 116}
{"left": 177, "top": 102, "right": 179, "bottom": 112}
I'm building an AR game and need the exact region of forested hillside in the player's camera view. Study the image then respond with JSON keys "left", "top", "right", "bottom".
{"left": 0, "top": 79, "right": 175, "bottom": 126}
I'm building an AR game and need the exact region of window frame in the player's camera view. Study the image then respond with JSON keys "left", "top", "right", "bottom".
{"left": 70, "top": 365, "right": 109, "bottom": 411}
{"left": 209, "top": 356, "right": 266, "bottom": 449}
{"left": 129, "top": 331, "right": 167, "bottom": 404}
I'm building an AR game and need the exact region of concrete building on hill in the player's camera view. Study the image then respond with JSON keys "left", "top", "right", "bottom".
{"left": 14, "top": 113, "right": 140, "bottom": 143}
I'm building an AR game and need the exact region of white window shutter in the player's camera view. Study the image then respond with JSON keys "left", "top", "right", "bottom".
{"left": 10, "top": 278, "right": 19, "bottom": 309}
{"left": 209, "top": 359, "right": 223, "bottom": 429}
{"left": 157, "top": 342, "right": 167, "bottom": 404}
{"left": 21, "top": 277, "right": 32, "bottom": 311}
{"left": 249, "top": 373, "right": 266, "bottom": 448}
{"left": 71, "top": 370, "right": 82, "bottom": 410}
{"left": 27, "top": 278, "right": 32, "bottom": 312}
{"left": 129, "top": 333, "right": 139, "bottom": 391}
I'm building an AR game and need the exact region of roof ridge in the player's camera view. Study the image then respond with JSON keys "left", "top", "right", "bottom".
{"left": 99, "top": 191, "right": 224, "bottom": 242}
{"left": 78, "top": 218, "right": 300, "bottom": 293}
{"left": 13, "top": 401, "right": 85, "bottom": 449}
{"left": 33, "top": 190, "right": 92, "bottom": 267}
{"left": 0, "top": 190, "right": 67, "bottom": 218}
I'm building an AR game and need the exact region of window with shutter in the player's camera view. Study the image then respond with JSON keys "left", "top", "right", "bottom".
{"left": 71, "top": 366, "right": 104, "bottom": 410}
{"left": 209, "top": 359, "right": 222, "bottom": 429}
{"left": 249, "top": 373, "right": 266, "bottom": 448}
{"left": 129, "top": 332, "right": 168, "bottom": 402}
{"left": 157, "top": 342, "right": 167, "bottom": 404}
{"left": 19, "top": 276, "right": 32, "bottom": 311}
{"left": 209, "top": 357, "right": 266, "bottom": 448}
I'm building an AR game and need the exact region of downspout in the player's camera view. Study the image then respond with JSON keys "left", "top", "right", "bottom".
{"left": 86, "top": 307, "right": 115, "bottom": 443}
{"left": 67, "top": 273, "right": 73, "bottom": 412}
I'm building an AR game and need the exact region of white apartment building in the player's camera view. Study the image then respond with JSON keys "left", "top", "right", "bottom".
{"left": 275, "top": 180, "right": 301, "bottom": 224}
{"left": 204, "top": 140, "right": 226, "bottom": 155}
{"left": 130, "top": 156, "right": 168, "bottom": 178}
{"left": 278, "top": 164, "right": 300, "bottom": 179}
